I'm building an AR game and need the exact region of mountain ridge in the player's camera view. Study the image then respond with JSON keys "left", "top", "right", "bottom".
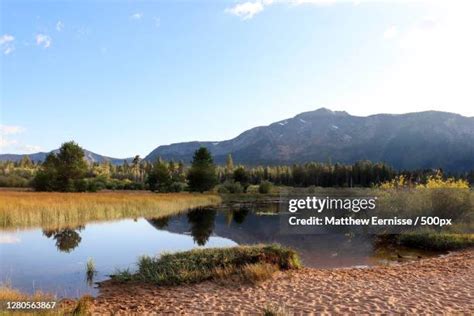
{"left": 0, "top": 149, "right": 132, "bottom": 165}
{"left": 2, "top": 108, "right": 474, "bottom": 171}
{"left": 145, "top": 108, "right": 474, "bottom": 171}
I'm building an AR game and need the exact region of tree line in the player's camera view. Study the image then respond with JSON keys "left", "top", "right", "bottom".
{"left": 1, "top": 141, "right": 473, "bottom": 192}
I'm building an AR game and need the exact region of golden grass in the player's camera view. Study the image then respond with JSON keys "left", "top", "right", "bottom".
{"left": 0, "top": 285, "right": 50, "bottom": 301}
{"left": 213, "top": 263, "right": 279, "bottom": 285}
{"left": 0, "top": 190, "right": 221, "bottom": 230}
{"left": 0, "top": 285, "right": 87, "bottom": 315}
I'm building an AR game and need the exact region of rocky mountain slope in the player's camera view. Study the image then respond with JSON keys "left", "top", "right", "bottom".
{"left": 145, "top": 108, "right": 474, "bottom": 171}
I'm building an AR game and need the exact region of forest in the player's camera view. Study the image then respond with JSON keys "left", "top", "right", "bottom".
{"left": 1, "top": 141, "right": 473, "bottom": 192}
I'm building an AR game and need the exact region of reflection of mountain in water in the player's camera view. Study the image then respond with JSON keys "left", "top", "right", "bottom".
{"left": 147, "top": 207, "right": 377, "bottom": 268}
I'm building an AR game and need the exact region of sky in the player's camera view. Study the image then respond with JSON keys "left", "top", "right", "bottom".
{"left": 1, "top": 0, "right": 473, "bottom": 158}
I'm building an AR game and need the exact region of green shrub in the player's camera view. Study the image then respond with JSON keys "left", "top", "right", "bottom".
{"left": 218, "top": 180, "right": 243, "bottom": 194}
{"left": 258, "top": 181, "right": 273, "bottom": 194}
{"left": 429, "top": 188, "right": 471, "bottom": 221}
{"left": 169, "top": 182, "right": 187, "bottom": 192}
{"left": 244, "top": 185, "right": 260, "bottom": 194}
{"left": 233, "top": 167, "right": 250, "bottom": 190}
{"left": 74, "top": 179, "right": 89, "bottom": 192}
{"left": 0, "top": 175, "right": 29, "bottom": 187}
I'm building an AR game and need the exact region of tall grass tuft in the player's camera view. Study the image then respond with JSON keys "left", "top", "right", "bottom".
{"left": 0, "top": 190, "right": 221, "bottom": 230}
{"left": 72, "top": 295, "right": 94, "bottom": 315}
{"left": 263, "top": 303, "right": 290, "bottom": 316}
{"left": 86, "top": 258, "right": 96, "bottom": 286}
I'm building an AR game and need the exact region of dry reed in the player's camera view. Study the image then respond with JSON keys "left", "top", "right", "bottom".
{"left": 0, "top": 190, "right": 221, "bottom": 230}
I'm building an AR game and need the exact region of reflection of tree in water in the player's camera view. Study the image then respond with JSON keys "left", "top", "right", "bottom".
{"left": 232, "top": 207, "right": 249, "bottom": 224}
{"left": 43, "top": 226, "right": 84, "bottom": 253}
{"left": 187, "top": 208, "right": 216, "bottom": 246}
{"left": 147, "top": 216, "right": 171, "bottom": 229}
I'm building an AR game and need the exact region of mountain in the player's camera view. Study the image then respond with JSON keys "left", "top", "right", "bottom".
{"left": 0, "top": 149, "right": 132, "bottom": 165}
{"left": 145, "top": 108, "right": 474, "bottom": 172}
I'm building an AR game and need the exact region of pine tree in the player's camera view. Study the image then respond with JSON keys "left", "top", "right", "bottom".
{"left": 146, "top": 159, "right": 172, "bottom": 192}
{"left": 225, "top": 154, "right": 234, "bottom": 177}
{"left": 187, "top": 147, "right": 217, "bottom": 192}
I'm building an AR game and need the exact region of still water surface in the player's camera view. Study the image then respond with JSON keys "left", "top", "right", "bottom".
{"left": 0, "top": 205, "right": 436, "bottom": 298}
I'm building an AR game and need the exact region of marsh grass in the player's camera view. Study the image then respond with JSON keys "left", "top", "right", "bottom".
{"left": 375, "top": 231, "right": 474, "bottom": 251}
{"left": 86, "top": 258, "right": 96, "bottom": 286}
{"left": 0, "top": 190, "right": 221, "bottom": 230}
{"left": 0, "top": 284, "right": 58, "bottom": 315}
{"left": 0, "top": 283, "right": 94, "bottom": 315}
{"left": 397, "top": 232, "right": 474, "bottom": 251}
{"left": 86, "top": 258, "right": 95, "bottom": 275}
{"left": 113, "top": 244, "right": 300, "bottom": 286}
{"left": 0, "top": 284, "right": 53, "bottom": 302}
{"left": 111, "top": 268, "right": 133, "bottom": 282}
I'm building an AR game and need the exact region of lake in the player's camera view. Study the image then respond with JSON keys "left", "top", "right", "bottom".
{"left": 0, "top": 203, "right": 438, "bottom": 298}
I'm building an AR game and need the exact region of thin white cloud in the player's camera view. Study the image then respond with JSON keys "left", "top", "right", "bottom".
{"left": 154, "top": 17, "right": 161, "bottom": 28}
{"left": 0, "top": 125, "right": 35, "bottom": 153}
{"left": 3, "top": 46, "right": 14, "bottom": 55}
{"left": 417, "top": 16, "right": 437, "bottom": 30}
{"left": 225, "top": 1, "right": 266, "bottom": 20}
{"left": 130, "top": 12, "right": 143, "bottom": 20}
{"left": 0, "top": 125, "right": 25, "bottom": 135}
{"left": 0, "top": 34, "right": 14, "bottom": 45}
{"left": 35, "top": 34, "right": 52, "bottom": 48}
{"left": 0, "top": 34, "right": 15, "bottom": 55}
{"left": 0, "top": 140, "right": 42, "bottom": 153}
{"left": 290, "top": 0, "right": 384, "bottom": 4}
{"left": 291, "top": 0, "right": 337, "bottom": 5}
{"left": 226, "top": 0, "right": 361, "bottom": 20}
{"left": 383, "top": 25, "right": 399, "bottom": 39}
{"left": 56, "top": 20, "right": 64, "bottom": 32}
{"left": 0, "top": 126, "right": 41, "bottom": 153}
{"left": 0, "top": 138, "right": 18, "bottom": 149}
{"left": 17, "top": 144, "right": 42, "bottom": 153}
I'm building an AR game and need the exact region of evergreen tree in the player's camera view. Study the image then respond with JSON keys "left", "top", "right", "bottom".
{"left": 147, "top": 159, "right": 172, "bottom": 192}
{"left": 33, "top": 141, "right": 88, "bottom": 192}
{"left": 233, "top": 166, "right": 250, "bottom": 189}
{"left": 225, "top": 154, "right": 234, "bottom": 178}
{"left": 176, "top": 161, "right": 186, "bottom": 182}
{"left": 187, "top": 147, "right": 217, "bottom": 192}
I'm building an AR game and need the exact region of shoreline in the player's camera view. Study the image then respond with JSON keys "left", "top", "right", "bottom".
{"left": 89, "top": 249, "right": 473, "bottom": 314}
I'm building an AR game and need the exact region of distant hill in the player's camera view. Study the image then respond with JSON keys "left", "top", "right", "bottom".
{"left": 0, "top": 149, "right": 132, "bottom": 165}
{"left": 145, "top": 108, "right": 474, "bottom": 172}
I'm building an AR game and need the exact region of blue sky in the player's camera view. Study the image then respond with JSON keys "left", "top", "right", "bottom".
{"left": 1, "top": 0, "right": 473, "bottom": 157}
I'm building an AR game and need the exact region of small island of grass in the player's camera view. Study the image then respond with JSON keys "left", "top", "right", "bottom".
{"left": 112, "top": 244, "right": 301, "bottom": 286}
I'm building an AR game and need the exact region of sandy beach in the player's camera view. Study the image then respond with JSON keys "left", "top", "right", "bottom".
{"left": 89, "top": 249, "right": 473, "bottom": 315}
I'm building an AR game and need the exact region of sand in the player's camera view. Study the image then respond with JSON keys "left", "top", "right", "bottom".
{"left": 90, "top": 250, "right": 473, "bottom": 315}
